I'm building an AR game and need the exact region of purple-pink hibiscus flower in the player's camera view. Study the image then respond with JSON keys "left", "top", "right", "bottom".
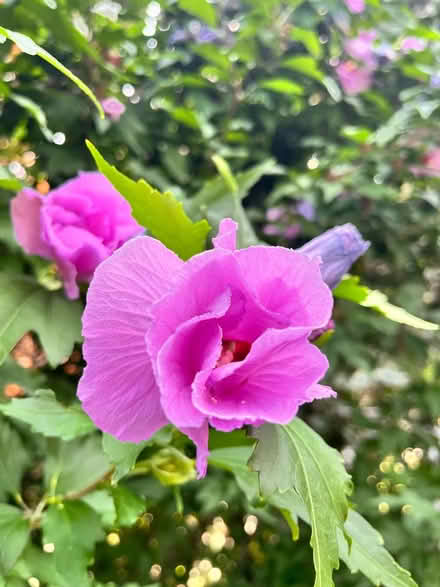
{"left": 78, "top": 219, "right": 368, "bottom": 477}
{"left": 11, "top": 172, "right": 142, "bottom": 299}
{"left": 345, "top": 30, "right": 378, "bottom": 69}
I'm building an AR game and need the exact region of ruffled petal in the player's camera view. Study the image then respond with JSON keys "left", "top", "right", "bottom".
{"left": 193, "top": 327, "right": 331, "bottom": 424}
{"left": 78, "top": 236, "right": 183, "bottom": 441}
{"left": 156, "top": 294, "right": 229, "bottom": 428}
{"left": 235, "top": 246, "right": 333, "bottom": 330}
{"left": 10, "top": 189, "right": 52, "bottom": 258}
{"left": 212, "top": 218, "right": 238, "bottom": 251}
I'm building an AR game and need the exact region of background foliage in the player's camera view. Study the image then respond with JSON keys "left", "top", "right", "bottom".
{"left": 1, "top": 0, "right": 440, "bottom": 586}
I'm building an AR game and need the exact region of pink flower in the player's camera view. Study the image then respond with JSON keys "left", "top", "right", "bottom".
{"left": 345, "top": 30, "right": 378, "bottom": 69}
{"left": 101, "top": 97, "right": 126, "bottom": 121}
{"left": 400, "top": 37, "right": 426, "bottom": 53}
{"left": 11, "top": 172, "right": 142, "bottom": 299}
{"left": 410, "top": 149, "right": 440, "bottom": 178}
{"left": 336, "top": 61, "right": 373, "bottom": 95}
{"left": 78, "top": 219, "right": 336, "bottom": 477}
{"left": 344, "top": 0, "right": 365, "bottom": 13}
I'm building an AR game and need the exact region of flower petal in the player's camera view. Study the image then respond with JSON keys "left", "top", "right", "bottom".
{"left": 78, "top": 236, "right": 183, "bottom": 441}
{"left": 10, "top": 189, "right": 52, "bottom": 257}
{"left": 193, "top": 327, "right": 331, "bottom": 424}
{"left": 235, "top": 246, "right": 333, "bottom": 330}
{"left": 182, "top": 422, "right": 209, "bottom": 478}
{"left": 156, "top": 295, "right": 229, "bottom": 428}
{"left": 212, "top": 218, "right": 238, "bottom": 251}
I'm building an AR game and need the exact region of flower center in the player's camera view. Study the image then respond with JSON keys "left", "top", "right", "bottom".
{"left": 216, "top": 339, "right": 251, "bottom": 367}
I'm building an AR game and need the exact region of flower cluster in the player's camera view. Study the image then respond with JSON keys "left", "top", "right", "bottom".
{"left": 78, "top": 218, "right": 369, "bottom": 476}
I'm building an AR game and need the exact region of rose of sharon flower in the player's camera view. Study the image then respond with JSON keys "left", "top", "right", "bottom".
{"left": 400, "top": 37, "right": 426, "bottom": 53}
{"left": 344, "top": 0, "right": 365, "bottom": 14}
{"left": 11, "top": 172, "right": 142, "bottom": 299}
{"left": 78, "top": 219, "right": 368, "bottom": 477}
{"left": 101, "top": 97, "right": 126, "bottom": 121}
{"left": 410, "top": 148, "right": 440, "bottom": 178}
{"left": 336, "top": 61, "right": 373, "bottom": 95}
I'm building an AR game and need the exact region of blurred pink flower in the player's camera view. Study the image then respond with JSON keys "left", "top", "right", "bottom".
{"left": 101, "top": 97, "right": 126, "bottom": 121}
{"left": 345, "top": 30, "right": 378, "bottom": 69}
{"left": 336, "top": 61, "right": 373, "bottom": 95}
{"left": 344, "top": 0, "right": 365, "bottom": 13}
{"left": 410, "top": 149, "right": 440, "bottom": 178}
{"left": 401, "top": 37, "right": 426, "bottom": 53}
{"left": 11, "top": 172, "right": 142, "bottom": 299}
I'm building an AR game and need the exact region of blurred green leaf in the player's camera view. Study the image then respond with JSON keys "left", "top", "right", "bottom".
{"left": 0, "top": 505, "right": 29, "bottom": 576}
{"left": 0, "top": 416, "right": 28, "bottom": 498}
{"left": 250, "top": 420, "right": 352, "bottom": 587}
{"left": 261, "top": 78, "right": 304, "bottom": 95}
{"left": 102, "top": 435, "right": 150, "bottom": 483}
{"left": 10, "top": 94, "right": 54, "bottom": 142}
{"left": 178, "top": 0, "right": 217, "bottom": 27}
{"left": 0, "top": 390, "right": 95, "bottom": 441}
{"left": 0, "top": 27, "right": 104, "bottom": 117}
{"left": 283, "top": 56, "right": 324, "bottom": 81}
{"left": 86, "top": 141, "right": 211, "bottom": 260}
{"left": 0, "top": 167, "right": 22, "bottom": 192}
{"left": 291, "top": 27, "right": 322, "bottom": 58}
{"left": 0, "top": 275, "right": 83, "bottom": 367}
{"left": 334, "top": 276, "right": 439, "bottom": 330}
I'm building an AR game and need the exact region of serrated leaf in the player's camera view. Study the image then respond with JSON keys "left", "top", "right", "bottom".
{"left": 112, "top": 485, "right": 146, "bottom": 526}
{"left": 0, "top": 275, "right": 83, "bottom": 367}
{"left": 0, "top": 390, "right": 95, "bottom": 441}
{"left": 0, "top": 505, "right": 29, "bottom": 575}
{"left": 0, "top": 27, "right": 103, "bottom": 117}
{"left": 45, "top": 436, "right": 111, "bottom": 497}
{"left": 86, "top": 141, "right": 210, "bottom": 260}
{"left": 334, "top": 276, "right": 438, "bottom": 331}
{"left": 178, "top": 0, "right": 217, "bottom": 27}
{"left": 340, "top": 509, "right": 418, "bottom": 587}
{"left": 250, "top": 420, "right": 352, "bottom": 587}
{"left": 0, "top": 415, "right": 29, "bottom": 497}
{"left": 42, "top": 501, "right": 104, "bottom": 586}
{"left": 261, "top": 78, "right": 304, "bottom": 95}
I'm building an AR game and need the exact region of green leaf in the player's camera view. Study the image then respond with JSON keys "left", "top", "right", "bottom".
{"left": 211, "top": 155, "right": 239, "bottom": 193}
{"left": 0, "top": 390, "right": 95, "bottom": 441}
{"left": 334, "top": 276, "right": 439, "bottom": 331}
{"left": 0, "top": 416, "right": 29, "bottom": 497}
{"left": 0, "top": 27, "right": 103, "bottom": 118}
{"left": 0, "top": 275, "right": 83, "bottom": 367}
{"left": 11, "top": 544, "right": 70, "bottom": 587}
{"left": 261, "top": 78, "right": 304, "bottom": 95}
{"left": 189, "top": 158, "right": 281, "bottom": 247}
{"left": 86, "top": 141, "right": 210, "bottom": 260}
{"left": 0, "top": 505, "right": 29, "bottom": 575}
{"left": 10, "top": 94, "right": 54, "bottom": 142}
{"left": 102, "top": 426, "right": 172, "bottom": 483}
{"left": 45, "top": 436, "right": 111, "bottom": 497}
{"left": 211, "top": 441, "right": 417, "bottom": 587}
{"left": 112, "top": 485, "right": 146, "bottom": 526}
{"left": 42, "top": 501, "right": 104, "bottom": 586}
{"left": 0, "top": 167, "right": 22, "bottom": 192}
{"left": 102, "top": 435, "right": 150, "bottom": 483}
{"left": 341, "top": 126, "right": 372, "bottom": 144}
{"left": 283, "top": 56, "right": 324, "bottom": 81}
{"left": 250, "top": 420, "right": 352, "bottom": 587}
{"left": 178, "top": 0, "right": 217, "bottom": 27}
{"left": 291, "top": 28, "right": 322, "bottom": 58}
{"left": 339, "top": 509, "right": 418, "bottom": 587}
{"left": 81, "top": 489, "right": 116, "bottom": 527}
